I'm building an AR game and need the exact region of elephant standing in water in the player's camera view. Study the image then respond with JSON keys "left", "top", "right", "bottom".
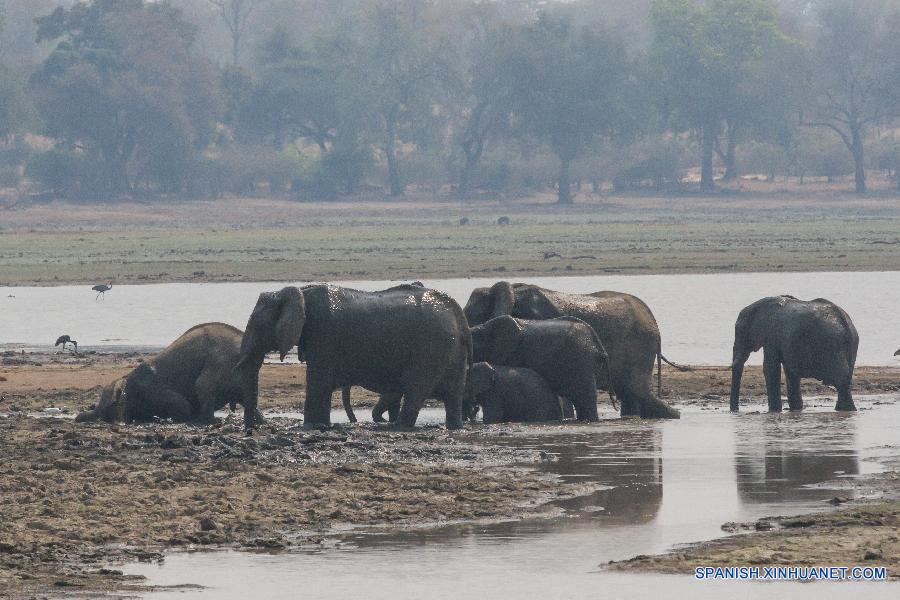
{"left": 730, "top": 296, "right": 859, "bottom": 412}
{"left": 464, "top": 282, "right": 680, "bottom": 419}
{"left": 76, "top": 323, "right": 261, "bottom": 424}
{"left": 470, "top": 316, "right": 613, "bottom": 421}
{"left": 236, "top": 284, "right": 471, "bottom": 430}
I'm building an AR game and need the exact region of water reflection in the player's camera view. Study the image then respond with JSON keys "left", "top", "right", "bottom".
{"left": 126, "top": 403, "right": 900, "bottom": 600}
{"left": 735, "top": 412, "right": 860, "bottom": 507}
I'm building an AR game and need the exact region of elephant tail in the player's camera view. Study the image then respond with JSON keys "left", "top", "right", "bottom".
{"left": 656, "top": 342, "right": 693, "bottom": 397}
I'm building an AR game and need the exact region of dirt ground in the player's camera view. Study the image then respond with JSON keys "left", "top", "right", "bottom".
{"left": 2, "top": 189, "right": 899, "bottom": 285}
{"left": 0, "top": 413, "right": 583, "bottom": 598}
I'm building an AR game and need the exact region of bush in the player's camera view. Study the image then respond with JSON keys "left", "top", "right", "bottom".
{"left": 611, "top": 138, "right": 689, "bottom": 192}
{"left": 790, "top": 130, "right": 853, "bottom": 183}
{"left": 738, "top": 141, "right": 789, "bottom": 182}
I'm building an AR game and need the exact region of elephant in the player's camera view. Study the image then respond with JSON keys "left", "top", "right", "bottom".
{"left": 235, "top": 284, "right": 471, "bottom": 430}
{"left": 464, "top": 281, "right": 681, "bottom": 419}
{"left": 75, "top": 323, "right": 260, "bottom": 424}
{"left": 468, "top": 362, "right": 562, "bottom": 423}
{"left": 730, "top": 295, "right": 859, "bottom": 412}
{"left": 470, "top": 315, "right": 613, "bottom": 421}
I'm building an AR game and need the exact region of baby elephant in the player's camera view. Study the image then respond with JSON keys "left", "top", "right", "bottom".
{"left": 469, "top": 362, "right": 561, "bottom": 423}
{"left": 76, "top": 322, "right": 261, "bottom": 424}
{"left": 470, "top": 315, "right": 614, "bottom": 421}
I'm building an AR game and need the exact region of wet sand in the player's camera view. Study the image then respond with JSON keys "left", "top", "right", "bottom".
{"left": 1, "top": 355, "right": 898, "bottom": 597}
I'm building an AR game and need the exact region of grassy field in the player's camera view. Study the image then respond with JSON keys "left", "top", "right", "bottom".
{"left": 1, "top": 187, "right": 899, "bottom": 285}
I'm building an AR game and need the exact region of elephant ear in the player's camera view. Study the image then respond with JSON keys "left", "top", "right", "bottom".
{"left": 274, "top": 287, "right": 305, "bottom": 361}
{"left": 488, "top": 316, "right": 523, "bottom": 365}
{"left": 490, "top": 281, "right": 515, "bottom": 318}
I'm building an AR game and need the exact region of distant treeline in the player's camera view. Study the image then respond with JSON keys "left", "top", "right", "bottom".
{"left": 1, "top": 0, "right": 900, "bottom": 203}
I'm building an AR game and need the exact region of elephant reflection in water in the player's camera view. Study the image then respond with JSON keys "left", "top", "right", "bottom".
{"left": 734, "top": 415, "right": 859, "bottom": 505}
{"left": 549, "top": 425, "right": 664, "bottom": 524}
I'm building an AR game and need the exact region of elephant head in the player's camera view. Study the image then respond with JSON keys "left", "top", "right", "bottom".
{"left": 467, "top": 362, "right": 502, "bottom": 422}
{"left": 235, "top": 287, "right": 306, "bottom": 429}
{"left": 730, "top": 296, "right": 794, "bottom": 410}
{"left": 470, "top": 315, "right": 522, "bottom": 364}
{"left": 464, "top": 281, "right": 515, "bottom": 326}
{"left": 76, "top": 378, "right": 127, "bottom": 422}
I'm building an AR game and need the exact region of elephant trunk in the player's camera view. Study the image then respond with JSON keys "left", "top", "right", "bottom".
{"left": 730, "top": 348, "right": 747, "bottom": 411}
{"left": 74, "top": 408, "right": 99, "bottom": 423}
{"left": 234, "top": 352, "right": 264, "bottom": 430}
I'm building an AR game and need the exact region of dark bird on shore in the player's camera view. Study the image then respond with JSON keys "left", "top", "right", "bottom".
{"left": 497, "top": 216, "right": 510, "bottom": 226}
{"left": 894, "top": 348, "right": 899, "bottom": 357}
{"left": 55, "top": 335, "right": 78, "bottom": 352}
{"left": 92, "top": 281, "right": 112, "bottom": 300}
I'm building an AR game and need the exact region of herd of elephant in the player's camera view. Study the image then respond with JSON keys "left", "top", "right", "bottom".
{"left": 75, "top": 281, "right": 861, "bottom": 430}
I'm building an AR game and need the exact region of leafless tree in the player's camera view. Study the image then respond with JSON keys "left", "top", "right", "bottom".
{"left": 207, "top": 0, "right": 263, "bottom": 66}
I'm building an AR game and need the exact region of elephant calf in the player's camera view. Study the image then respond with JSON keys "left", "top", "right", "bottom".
{"left": 76, "top": 322, "right": 260, "bottom": 424}
{"left": 470, "top": 315, "right": 613, "bottom": 421}
{"left": 730, "top": 296, "right": 859, "bottom": 412}
{"left": 469, "top": 362, "right": 562, "bottom": 423}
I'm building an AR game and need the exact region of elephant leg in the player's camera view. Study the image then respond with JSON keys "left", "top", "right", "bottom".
{"left": 763, "top": 348, "right": 782, "bottom": 412}
{"left": 342, "top": 386, "right": 357, "bottom": 423}
{"left": 397, "top": 393, "right": 425, "bottom": 429}
{"left": 303, "top": 368, "right": 334, "bottom": 428}
{"left": 785, "top": 370, "right": 803, "bottom": 411}
{"left": 835, "top": 386, "right": 856, "bottom": 411}
{"left": 386, "top": 394, "right": 402, "bottom": 422}
{"left": 560, "top": 397, "right": 575, "bottom": 418}
{"left": 571, "top": 381, "right": 599, "bottom": 422}
{"left": 153, "top": 388, "right": 194, "bottom": 423}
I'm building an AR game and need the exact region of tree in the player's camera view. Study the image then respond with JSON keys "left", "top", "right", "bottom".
{"left": 31, "top": 0, "right": 222, "bottom": 197}
{"left": 649, "top": 0, "right": 791, "bottom": 190}
{"left": 349, "top": 1, "right": 449, "bottom": 197}
{"left": 508, "top": 15, "right": 633, "bottom": 203}
{"left": 207, "top": 0, "right": 263, "bottom": 67}
{"left": 801, "top": 0, "right": 900, "bottom": 193}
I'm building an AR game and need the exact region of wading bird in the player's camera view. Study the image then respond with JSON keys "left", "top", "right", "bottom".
{"left": 55, "top": 335, "right": 78, "bottom": 352}
{"left": 92, "top": 282, "right": 113, "bottom": 300}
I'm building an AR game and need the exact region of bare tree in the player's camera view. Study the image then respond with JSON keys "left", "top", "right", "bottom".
{"left": 207, "top": 0, "right": 262, "bottom": 66}
{"left": 801, "top": 0, "right": 900, "bottom": 194}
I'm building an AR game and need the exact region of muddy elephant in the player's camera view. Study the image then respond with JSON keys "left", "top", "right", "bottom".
{"left": 75, "top": 323, "right": 260, "bottom": 424}
{"left": 464, "top": 282, "right": 680, "bottom": 419}
{"left": 468, "top": 362, "right": 562, "bottom": 423}
{"left": 730, "top": 295, "right": 859, "bottom": 412}
{"left": 470, "top": 316, "right": 612, "bottom": 421}
{"left": 235, "top": 284, "right": 471, "bottom": 430}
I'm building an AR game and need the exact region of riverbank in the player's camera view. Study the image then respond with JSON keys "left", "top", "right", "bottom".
{"left": 0, "top": 414, "right": 591, "bottom": 598}
{"left": 2, "top": 192, "right": 899, "bottom": 285}
{"left": 2, "top": 351, "right": 898, "bottom": 416}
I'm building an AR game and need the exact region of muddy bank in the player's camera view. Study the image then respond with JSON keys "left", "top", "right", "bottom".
{"left": 609, "top": 497, "right": 900, "bottom": 579}
{"left": 1, "top": 350, "right": 898, "bottom": 416}
{"left": 0, "top": 414, "right": 582, "bottom": 598}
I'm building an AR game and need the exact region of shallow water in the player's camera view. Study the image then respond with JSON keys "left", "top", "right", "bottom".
{"left": 127, "top": 399, "right": 900, "bottom": 599}
{"left": 2, "top": 271, "right": 899, "bottom": 365}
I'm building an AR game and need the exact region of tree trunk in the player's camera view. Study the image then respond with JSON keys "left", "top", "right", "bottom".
{"left": 700, "top": 124, "right": 716, "bottom": 192}
{"left": 232, "top": 32, "right": 240, "bottom": 67}
{"left": 384, "top": 114, "right": 403, "bottom": 197}
{"left": 458, "top": 138, "right": 483, "bottom": 199}
{"left": 715, "top": 122, "right": 738, "bottom": 180}
{"left": 850, "top": 126, "right": 866, "bottom": 194}
{"left": 557, "top": 155, "right": 572, "bottom": 204}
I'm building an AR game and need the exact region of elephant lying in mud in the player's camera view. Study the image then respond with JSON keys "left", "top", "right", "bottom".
{"left": 470, "top": 316, "right": 613, "bottom": 421}
{"left": 468, "top": 362, "right": 562, "bottom": 423}
{"left": 76, "top": 323, "right": 262, "bottom": 424}
{"left": 236, "top": 284, "right": 471, "bottom": 430}
{"left": 464, "top": 282, "right": 681, "bottom": 419}
{"left": 730, "top": 296, "right": 859, "bottom": 412}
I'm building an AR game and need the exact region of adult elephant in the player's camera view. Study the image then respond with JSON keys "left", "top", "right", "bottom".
{"left": 236, "top": 284, "right": 470, "bottom": 430}
{"left": 464, "top": 282, "right": 680, "bottom": 419}
{"left": 470, "top": 316, "right": 613, "bottom": 421}
{"left": 730, "top": 295, "right": 859, "bottom": 412}
{"left": 75, "top": 323, "right": 260, "bottom": 424}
